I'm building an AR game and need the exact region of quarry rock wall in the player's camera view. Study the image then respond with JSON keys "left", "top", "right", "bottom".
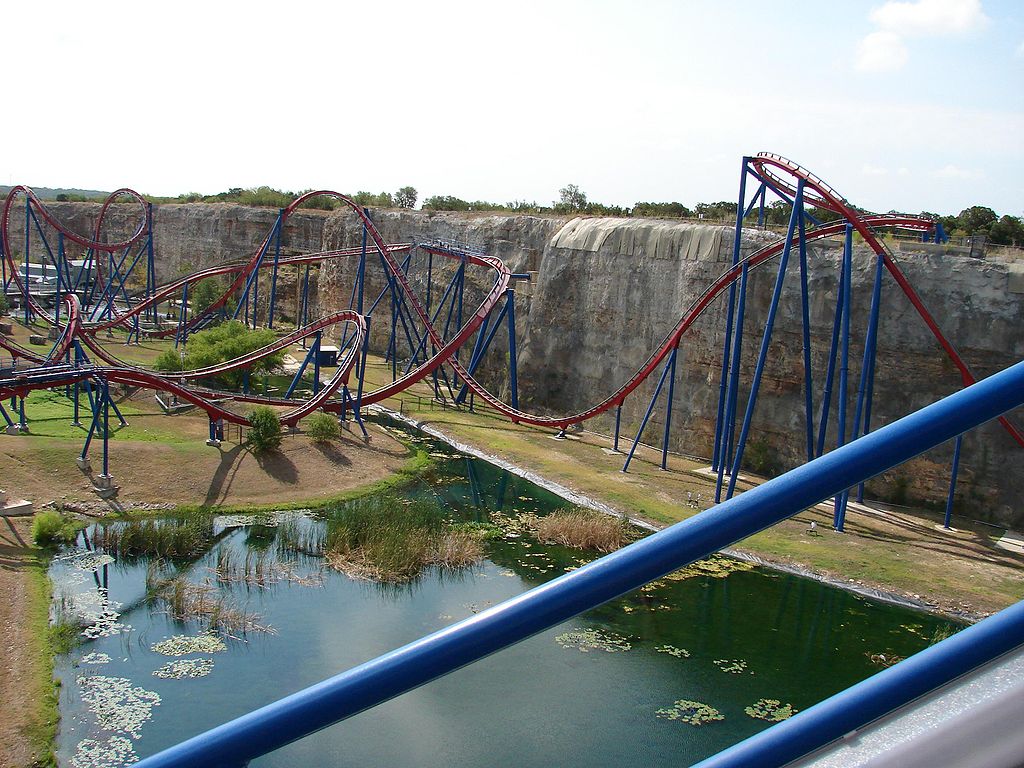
{"left": 12, "top": 202, "right": 1023, "bottom": 525}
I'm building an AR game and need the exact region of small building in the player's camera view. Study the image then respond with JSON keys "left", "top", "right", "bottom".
{"left": 316, "top": 345, "right": 339, "bottom": 367}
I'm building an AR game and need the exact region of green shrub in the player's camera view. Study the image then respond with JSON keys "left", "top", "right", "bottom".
{"left": 31, "top": 511, "right": 82, "bottom": 548}
{"left": 154, "top": 321, "right": 283, "bottom": 390}
{"left": 0, "top": 291, "right": 9, "bottom": 315}
{"left": 248, "top": 406, "right": 283, "bottom": 453}
{"left": 306, "top": 412, "right": 341, "bottom": 443}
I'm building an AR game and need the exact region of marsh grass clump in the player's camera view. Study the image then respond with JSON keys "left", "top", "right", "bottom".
{"left": 31, "top": 510, "right": 84, "bottom": 548}
{"left": 148, "top": 574, "right": 272, "bottom": 635}
{"left": 322, "top": 494, "right": 485, "bottom": 582}
{"left": 94, "top": 518, "right": 213, "bottom": 561}
{"left": 534, "top": 508, "right": 629, "bottom": 553}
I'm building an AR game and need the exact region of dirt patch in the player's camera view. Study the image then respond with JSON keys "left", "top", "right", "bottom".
{"left": 0, "top": 423, "right": 408, "bottom": 512}
{"left": 0, "top": 517, "right": 42, "bottom": 768}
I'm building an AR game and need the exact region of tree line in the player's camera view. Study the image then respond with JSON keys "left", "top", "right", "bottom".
{"left": 37, "top": 182, "right": 1023, "bottom": 247}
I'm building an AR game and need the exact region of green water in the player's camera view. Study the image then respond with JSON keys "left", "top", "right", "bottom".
{"left": 51, "top": 427, "right": 958, "bottom": 768}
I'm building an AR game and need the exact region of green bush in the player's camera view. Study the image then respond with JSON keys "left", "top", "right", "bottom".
{"left": 0, "top": 291, "right": 9, "bottom": 315}
{"left": 31, "top": 511, "right": 82, "bottom": 548}
{"left": 248, "top": 406, "right": 283, "bottom": 453}
{"left": 306, "top": 412, "right": 341, "bottom": 443}
{"left": 155, "top": 321, "right": 283, "bottom": 390}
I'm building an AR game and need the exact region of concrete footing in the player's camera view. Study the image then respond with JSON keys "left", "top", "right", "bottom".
{"left": 0, "top": 489, "right": 33, "bottom": 517}
{"left": 5, "top": 424, "right": 23, "bottom": 435}
{"left": 76, "top": 457, "right": 91, "bottom": 471}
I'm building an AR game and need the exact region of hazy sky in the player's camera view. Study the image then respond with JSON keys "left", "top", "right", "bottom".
{"left": 3, "top": 0, "right": 1021, "bottom": 216}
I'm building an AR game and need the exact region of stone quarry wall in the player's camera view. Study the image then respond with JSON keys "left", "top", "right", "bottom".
{"left": 11, "top": 202, "right": 1023, "bottom": 525}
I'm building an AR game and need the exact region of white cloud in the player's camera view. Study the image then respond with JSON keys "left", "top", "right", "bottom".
{"left": 862, "top": 164, "right": 890, "bottom": 176}
{"left": 870, "top": 0, "right": 990, "bottom": 37}
{"left": 856, "top": 31, "right": 910, "bottom": 71}
{"left": 932, "top": 164, "right": 985, "bottom": 180}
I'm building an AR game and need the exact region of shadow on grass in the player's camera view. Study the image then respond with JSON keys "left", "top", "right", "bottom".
{"left": 312, "top": 441, "right": 352, "bottom": 466}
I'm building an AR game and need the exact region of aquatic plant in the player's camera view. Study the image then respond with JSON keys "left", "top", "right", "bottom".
{"left": 151, "top": 634, "right": 227, "bottom": 656}
{"left": 866, "top": 651, "right": 905, "bottom": 668}
{"left": 655, "top": 644, "right": 690, "bottom": 658}
{"left": 534, "top": 508, "right": 628, "bottom": 553}
{"left": 71, "top": 735, "right": 137, "bottom": 768}
{"left": 93, "top": 518, "right": 214, "bottom": 560}
{"left": 322, "top": 494, "right": 486, "bottom": 582}
{"left": 655, "top": 699, "right": 724, "bottom": 726}
{"left": 80, "top": 652, "right": 112, "bottom": 665}
{"left": 77, "top": 675, "right": 161, "bottom": 738}
{"left": 153, "top": 658, "right": 215, "bottom": 679}
{"left": 745, "top": 698, "right": 797, "bottom": 722}
{"left": 555, "top": 628, "right": 632, "bottom": 653}
{"left": 713, "top": 658, "right": 749, "bottom": 674}
{"left": 150, "top": 576, "right": 272, "bottom": 635}
{"left": 660, "top": 554, "right": 755, "bottom": 583}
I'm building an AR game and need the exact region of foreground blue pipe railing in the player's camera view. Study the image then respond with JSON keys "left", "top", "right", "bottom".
{"left": 135, "top": 359, "right": 1024, "bottom": 768}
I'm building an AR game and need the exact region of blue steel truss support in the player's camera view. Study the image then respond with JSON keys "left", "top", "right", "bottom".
{"left": 944, "top": 434, "right": 963, "bottom": 529}
{"left": 726, "top": 180, "right": 804, "bottom": 500}
{"left": 101, "top": 379, "right": 111, "bottom": 479}
{"left": 453, "top": 316, "right": 492, "bottom": 405}
{"left": 815, "top": 265, "right": 846, "bottom": 459}
{"left": 80, "top": 379, "right": 104, "bottom": 461}
{"left": 175, "top": 282, "right": 190, "bottom": 348}
{"left": 55, "top": 233, "right": 64, "bottom": 324}
{"left": 18, "top": 395, "right": 26, "bottom": 430}
{"left": 712, "top": 157, "right": 750, "bottom": 476}
{"left": 285, "top": 336, "right": 321, "bottom": 399}
{"left": 660, "top": 343, "right": 679, "bottom": 470}
{"left": 622, "top": 346, "right": 677, "bottom": 473}
{"left": 130, "top": 359, "right": 1024, "bottom": 768}
{"left": 612, "top": 403, "right": 623, "bottom": 452}
{"left": 506, "top": 289, "right": 519, "bottom": 412}
{"left": 312, "top": 331, "right": 322, "bottom": 395}
{"left": 23, "top": 197, "right": 32, "bottom": 325}
{"left": 853, "top": 253, "right": 885, "bottom": 502}
{"left": 833, "top": 225, "right": 854, "bottom": 531}
{"left": 352, "top": 315, "right": 370, "bottom": 439}
{"left": 797, "top": 201, "right": 815, "bottom": 462}
{"left": 231, "top": 218, "right": 279, "bottom": 327}
{"left": 299, "top": 265, "right": 311, "bottom": 347}
{"left": 146, "top": 204, "right": 157, "bottom": 325}
{"left": 715, "top": 261, "right": 749, "bottom": 502}
{"left": 266, "top": 209, "right": 284, "bottom": 329}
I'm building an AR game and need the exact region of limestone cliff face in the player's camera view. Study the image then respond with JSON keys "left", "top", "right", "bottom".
{"left": 10, "top": 202, "right": 1023, "bottom": 524}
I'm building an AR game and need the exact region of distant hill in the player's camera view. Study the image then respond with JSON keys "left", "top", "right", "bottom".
{"left": 0, "top": 184, "right": 112, "bottom": 201}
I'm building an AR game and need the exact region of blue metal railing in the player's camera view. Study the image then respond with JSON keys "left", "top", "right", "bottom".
{"left": 135, "top": 359, "right": 1024, "bottom": 768}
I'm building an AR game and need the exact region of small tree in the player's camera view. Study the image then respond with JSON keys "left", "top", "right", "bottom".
{"left": 556, "top": 184, "right": 587, "bottom": 213}
{"left": 394, "top": 186, "right": 418, "bottom": 209}
{"left": 0, "top": 291, "right": 9, "bottom": 316}
{"left": 247, "top": 406, "right": 283, "bottom": 453}
{"left": 306, "top": 412, "right": 341, "bottom": 443}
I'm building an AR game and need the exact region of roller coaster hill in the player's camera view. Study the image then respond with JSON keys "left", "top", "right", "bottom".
{"left": 3, "top": 154, "right": 1024, "bottom": 766}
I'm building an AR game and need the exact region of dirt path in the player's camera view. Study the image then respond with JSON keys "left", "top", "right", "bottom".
{"left": 0, "top": 516, "right": 42, "bottom": 768}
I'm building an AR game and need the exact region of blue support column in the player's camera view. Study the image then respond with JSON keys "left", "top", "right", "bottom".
{"left": 55, "top": 232, "right": 64, "bottom": 325}
{"left": 267, "top": 212, "right": 283, "bottom": 328}
{"left": 623, "top": 352, "right": 676, "bottom": 473}
{"left": 833, "top": 225, "right": 854, "bottom": 531}
{"left": 101, "top": 379, "right": 111, "bottom": 479}
{"left": 797, "top": 202, "right": 815, "bottom": 462}
{"left": 312, "top": 331, "right": 322, "bottom": 395}
{"left": 715, "top": 261, "right": 749, "bottom": 502}
{"left": 856, "top": 254, "right": 885, "bottom": 502}
{"left": 816, "top": 254, "right": 848, "bottom": 458}
{"left": 944, "top": 435, "right": 963, "bottom": 529}
{"left": 711, "top": 157, "right": 749, "bottom": 473}
{"left": 353, "top": 316, "right": 370, "bottom": 439}
{"left": 613, "top": 403, "right": 623, "bottom": 452}
{"left": 660, "top": 345, "right": 679, "bottom": 470}
{"left": 726, "top": 181, "right": 804, "bottom": 500}
{"left": 506, "top": 289, "right": 519, "bottom": 412}
{"left": 23, "top": 197, "right": 31, "bottom": 324}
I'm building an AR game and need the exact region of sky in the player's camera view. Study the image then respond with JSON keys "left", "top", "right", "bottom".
{"left": 2, "top": 0, "right": 1021, "bottom": 216}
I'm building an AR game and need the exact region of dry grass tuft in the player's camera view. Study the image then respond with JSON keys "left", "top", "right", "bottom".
{"left": 535, "top": 508, "right": 628, "bottom": 553}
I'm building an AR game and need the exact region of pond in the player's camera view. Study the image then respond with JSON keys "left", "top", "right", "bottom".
{"left": 50, "top": 424, "right": 959, "bottom": 768}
